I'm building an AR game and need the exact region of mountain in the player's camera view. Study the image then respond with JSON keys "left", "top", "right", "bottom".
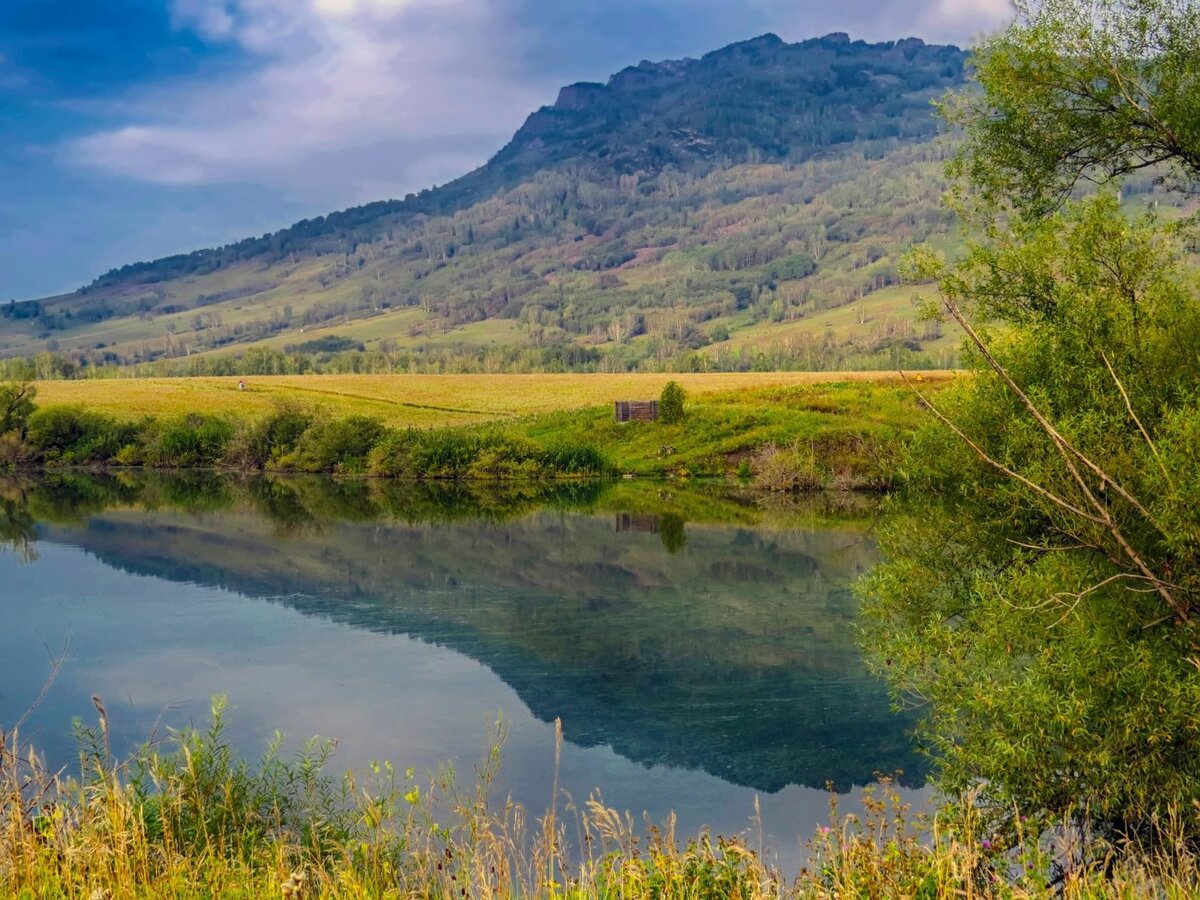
{"left": 0, "top": 34, "right": 970, "bottom": 374}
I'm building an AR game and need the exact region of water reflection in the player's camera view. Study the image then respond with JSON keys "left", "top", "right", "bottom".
{"left": 1, "top": 472, "right": 927, "bottom": 796}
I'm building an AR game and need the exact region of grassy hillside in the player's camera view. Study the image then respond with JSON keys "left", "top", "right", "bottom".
{"left": 0, "top": 34, "right": 971, "bottom": 374}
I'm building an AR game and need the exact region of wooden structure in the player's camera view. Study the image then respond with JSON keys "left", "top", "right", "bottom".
{"left": 615, "top": 513, "right": 660, "bottom": 534}
{"left": 614, "top": 400, "right": 659, "bottom": 423}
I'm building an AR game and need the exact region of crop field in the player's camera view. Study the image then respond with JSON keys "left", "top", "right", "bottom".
{"left": 29, "top": 371, "right": 954, "bottom": 429}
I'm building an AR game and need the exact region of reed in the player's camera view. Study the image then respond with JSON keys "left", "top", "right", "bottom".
{"left": 3, "top": 698, "right": 1198, "bottom": 898}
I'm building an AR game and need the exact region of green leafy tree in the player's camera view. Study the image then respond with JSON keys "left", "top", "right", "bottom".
{"left": 659, "top": 381, "right": 686, "bottom": 424}
{"left": 944, "top": 0, "right": 1200, "bottom": 219}
{"left": 860, "top": 0, "right": 1200, "bottom": 846}
{"left": 0, "top": 382, "right": 36, "bottom": 436}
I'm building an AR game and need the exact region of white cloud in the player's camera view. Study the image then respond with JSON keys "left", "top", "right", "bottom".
{"left": 745, "top": 0, "right": 1011, "bottom": 44}
{"left": 917, "top": 0, "right": 1013, "bottom": 42}
{"left": 64, "top": 0, "right": 1013, "bottom": 206}
{"left": 69, "top": 0, "right": 547, "bottom": 198}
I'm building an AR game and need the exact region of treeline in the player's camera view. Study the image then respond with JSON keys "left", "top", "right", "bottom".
{"left": 0, "top": 326, "right": 951, "bottom": 382}
{"left": 0, "top": 387, "right": 609, "bottom": 479}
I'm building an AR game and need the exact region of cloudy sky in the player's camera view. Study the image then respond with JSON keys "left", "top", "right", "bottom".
{"left": 0, "top": 0, "right": 1010, "bottom": 300}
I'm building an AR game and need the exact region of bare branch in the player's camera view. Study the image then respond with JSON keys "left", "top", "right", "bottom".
{"left": 934, "top": 304, "right": 1189, "bottom": 620}
{"left": 898, "top": 371, "right": 1101, "bottom": 523}
{"left": 1100, "top": 350, "right": 1173, "bottom": 489}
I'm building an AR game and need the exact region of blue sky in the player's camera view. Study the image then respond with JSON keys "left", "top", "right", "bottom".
{"left": 0, "top": 0, "right": 1009, "bottom": 300}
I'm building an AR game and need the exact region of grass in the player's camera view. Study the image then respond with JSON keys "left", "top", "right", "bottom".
{"left": 16, "top": 373, "right": 956, "bottom": 486}
{"left": 30, "top": 372, "right": 954, "bottom": 430}
{"left": 517, "top": 376, "right": 955, "bottom": 482}
{"left": 4, "top": 699, "right": 1199, "bottom": 899}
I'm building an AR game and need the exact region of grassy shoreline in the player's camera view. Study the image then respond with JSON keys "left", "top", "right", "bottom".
{"left": 3, "top": 699, "right": 1197, "bottom": 899}
{"left": 3, "top": 375, "right": 954, "bottom": 489}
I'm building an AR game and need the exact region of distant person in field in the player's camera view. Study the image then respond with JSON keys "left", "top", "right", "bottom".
{"left": 239, "top": 379, "right": 245, "bottom": 391}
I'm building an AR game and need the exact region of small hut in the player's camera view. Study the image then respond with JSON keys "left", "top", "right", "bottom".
{"left": 614, "top": 400, "right": 659, "bottom": 423}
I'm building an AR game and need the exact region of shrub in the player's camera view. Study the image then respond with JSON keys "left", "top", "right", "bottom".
{"left": 466, "top": 433, "right": 543, "bottom": 480}
{"left": 752, "top": 441, "right": 822, "bottom": 491}
{"left": 407, "top": 429, "right": 482, "bottom": 478}
{"left": 540, "top": 442, "right": 609, "bottom": 476}
{"left": 281, "top": 415, "right": 385, "bottom": 473}
{"left": 366, "top": 428, "right": 423, "bottom": 477}
{"left": 368, "top": 430, "right": 610, "bottom": 480}
{"left": 659, "top": 381, "right": 685, "bottom": 425}
{"left": 143, "top": 414, "right": 236, "bottom": 468}
{"left": 26, "top": 405, "right": 131, "bottom": 464}
{"left": 227, "top": 403, "right": 314, "bottom": 469}
{"left": 0, "top": 382, "right": 36, "bottom": 437}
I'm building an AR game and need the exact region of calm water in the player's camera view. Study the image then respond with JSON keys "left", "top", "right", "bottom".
{"left": 0, "top": 473, "right": 926, "bottom": 866}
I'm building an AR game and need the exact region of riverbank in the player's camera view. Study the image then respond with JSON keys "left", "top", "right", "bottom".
{"left": 3, "top": 702, "right": 1196, "bottom": 899}
{"left": 1, "top": 376, "right": 952, "bottom": 488}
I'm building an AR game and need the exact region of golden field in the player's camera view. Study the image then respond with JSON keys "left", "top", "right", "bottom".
{"left": 30, "top": 371, "right": 954, "bottom": 429}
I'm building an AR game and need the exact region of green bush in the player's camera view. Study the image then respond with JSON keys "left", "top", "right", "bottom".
{"left": 0, "top": 382, "right": 36, "bottom": 437}
{"left": 466, "top": 433, "right": 543, "bottom": 480}
{"left": 366, "top": 428, "right": 423, "bottom": 477}
{"left": 368, "top": 428, "right": 609, "bottom": 480}
{"left": 409, "top": 429, "right": 484, "bottom": 478}
{"left": 659, "top": 381, "right": 685, "bottom": 425}
{"left": 143, "top": 414, "right": 236, "bottom": 468}
{"left": 26, "top": 405, "right": 132, "bottom": 464}
{"left": 280, "top": 415, "right": 385, "bottom": 473}
{"left": 540, "top": 441, "right": 609, "bottom": 476}
{"left": 228, "top": 403, "right": 314, "bottom": 469}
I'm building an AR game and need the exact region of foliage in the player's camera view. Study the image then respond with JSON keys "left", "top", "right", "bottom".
{"left": 142, "top": 413, "right": 237, "bottom": 468}
{"left": 944, "top": 0, "right": 1200, "bottom": 218}
{"left": 229, "top": 402, "right": 315, "bottom": 469}
{"left": 659, "top": 380, "right": 686, "bottom": 424}
{"left": 860, "top": 0, "right": 1200, "bottom": 852}
{"left": 366, "top": 427, "right": 611, "bottom": 480}
{"left": 0, "top": 382, "right": 36, "bottom": 437}
{"left": 751, "top": 442, "right": 823, "bottom": 492}
{"left": 25, "top": 405, "right": 134, "bottom": 464}
{"left": 279, "top": 415, "right": 387, "bottom": 474}
{"left": 864, "top": 195, "right": 1200, "bottom": 843}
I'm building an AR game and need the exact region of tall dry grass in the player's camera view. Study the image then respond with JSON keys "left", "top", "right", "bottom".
{"left": 3, "top": 697, "right": 1199, "bottom": 898}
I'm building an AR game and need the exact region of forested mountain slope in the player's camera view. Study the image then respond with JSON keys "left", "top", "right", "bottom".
{"left": 2, "top": 33, "right": 973, "bottom": 373}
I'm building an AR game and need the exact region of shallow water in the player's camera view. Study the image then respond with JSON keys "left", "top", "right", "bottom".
{"left": 0, "top": 473, "right": 927, "bottom": 867}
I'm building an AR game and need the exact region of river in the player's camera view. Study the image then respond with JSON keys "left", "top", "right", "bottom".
{"left": 0, "top": 472, "right": 927, "bottom": 869}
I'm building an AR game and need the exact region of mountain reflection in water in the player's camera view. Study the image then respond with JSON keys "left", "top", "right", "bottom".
{"left": 1, "top": 472, "right": 928, "bottom": 795}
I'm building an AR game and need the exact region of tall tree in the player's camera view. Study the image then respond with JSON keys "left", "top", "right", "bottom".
{"left": 860, "top": 0, "right": 1200, "bottom": 845}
